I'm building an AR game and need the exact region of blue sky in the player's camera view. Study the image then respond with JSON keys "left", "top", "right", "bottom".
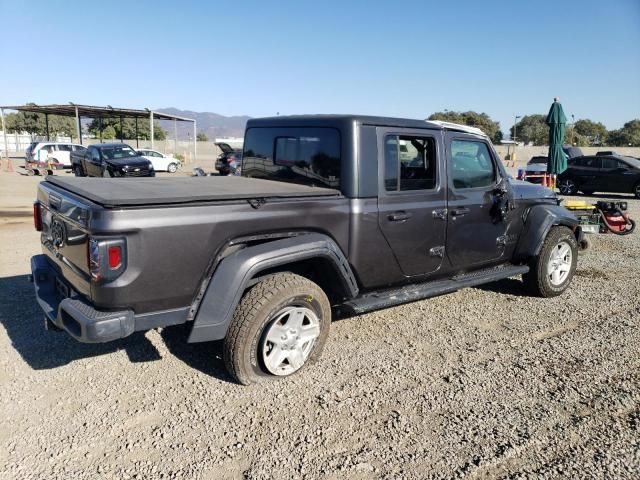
{"left": 1, "top": 0, "right": 638, "bottom": 133}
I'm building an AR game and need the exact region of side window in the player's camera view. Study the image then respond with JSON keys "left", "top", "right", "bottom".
{"left": 90, "top": 148, "right": 100, "bottom": 162}
{"left": 57, "top": 145, "right": 72, "bottom": 152}
{"left": 384, "top": 135, "right": 437, "bottom": 191}
{"left": 450, "top": 139, "right": 496, "bottom": 189}
{"left": 72, "top": 145, "right": 85, "bottom": 151}
{"left": 582, "top": 157, "right": 601, "bottom": 169}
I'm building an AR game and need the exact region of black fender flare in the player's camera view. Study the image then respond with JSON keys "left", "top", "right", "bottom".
{"left": 514, "top": 204, "right": 581, "bottom": 261}
{"left": 187, "top": 233, "right": 358, "bottom": 343}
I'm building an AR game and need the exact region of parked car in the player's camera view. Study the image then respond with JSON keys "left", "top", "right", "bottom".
{"left": 215, "top": 142, "right": 242, "bottom": 175}
{"left": 558, "top": 154, "right": 640, "bottom": 197}
{"left": 136, "top": 148, "right": 181, "bottom": 173}
{"left": 31, "top": 115, "right": 582, "bottom": 385}
{"left": 25, "top": 142, "right": 86, "bottom": 170}
{"left": 522, "top": 156, "right": 548, "bottom": 184}
{"left": 71, "top": 143, "right": 154, "bottom": 177}
{"left": 563, "top": 145, "right": 584, "bottom": 159}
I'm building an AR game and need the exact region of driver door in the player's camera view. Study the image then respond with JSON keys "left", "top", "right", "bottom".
{"left": 445, "top": 133, "right": 511, "bottom": 268}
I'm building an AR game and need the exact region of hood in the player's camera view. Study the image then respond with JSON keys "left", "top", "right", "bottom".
{"left": 107, "top": 156, "right": 151, "bottom": 168}
{"left": 509, "top": 178, "right": 557, "bottom": 201}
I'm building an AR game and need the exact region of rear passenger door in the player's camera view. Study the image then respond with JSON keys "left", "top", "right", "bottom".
{"left": 377, "top": 128, "right": 447, "bottom": 277}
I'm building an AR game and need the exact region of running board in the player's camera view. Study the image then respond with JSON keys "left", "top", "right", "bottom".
{"left": 342, "top": 264, "right": 529, "bottom": 315}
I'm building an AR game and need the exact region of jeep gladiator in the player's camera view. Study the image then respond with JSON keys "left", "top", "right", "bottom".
{"left": 31, "top": 115, "right": 582, "bottom": 385}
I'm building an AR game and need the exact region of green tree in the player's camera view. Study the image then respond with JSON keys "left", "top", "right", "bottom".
{"left": 4, "top": 110, "right": 77, "bottom": 137}
{"left": 427, "top": 111, "right": 503, "bottom": 143}
{"left": 87, "top": 117, "right": 167, "bottom": 140}
{"left": 509, "top": 115, "right": 548, "bottom": 146}
{"left": 196, "top": 132, "right": 209, "bottom": 141}
{"left": 102, "top": 125, "right": 116, "bottom": 139}
{"left": 608, "top": 119, "right": 640, "bottom": 147}
{"left": 573, "top": 119, "right": 608, "bottom": 145}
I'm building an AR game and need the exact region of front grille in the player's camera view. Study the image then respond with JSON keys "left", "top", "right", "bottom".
{"left": 123, "top": 168, "right": 152, "bottom": 177}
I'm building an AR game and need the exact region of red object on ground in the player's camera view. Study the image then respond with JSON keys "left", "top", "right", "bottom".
{"left": 601, "top": 211, "right": 634, "bottom": 234}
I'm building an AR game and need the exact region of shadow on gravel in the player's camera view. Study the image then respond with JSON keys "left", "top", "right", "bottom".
{"left": 160, "top": 324, "right": 235, "bottom": 383}
{"left": 474, "top": 277, "right": 529, "bottom": 296}
{"left": 0, "top": 274, "right": 162, "bottom": 370}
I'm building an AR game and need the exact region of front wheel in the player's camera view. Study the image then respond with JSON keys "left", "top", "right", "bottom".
{"left": 223, "top": 273, "right": 331, "bottom": 385}
{"left": 558, "top": 178, "right": 577, "bottom": 195}
{"left": 634, "top": 182, "right": 640, "bottom": 199}
{"left": 73, "top": 165, "right": 85, "bottom": 177}
{"left": 167, "top": 162, "right": 178, "bottom": 173}
{"left": 522, "top": 226, "right": 578, "bottom": 297}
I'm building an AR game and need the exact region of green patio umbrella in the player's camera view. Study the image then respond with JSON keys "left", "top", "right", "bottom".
{"left": 546, "top": 97, "right": 568, "bottom": 176}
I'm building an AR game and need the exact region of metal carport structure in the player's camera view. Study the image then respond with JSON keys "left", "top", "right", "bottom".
{"left": 0, "top": 103, "right": 197, "bottom": 160}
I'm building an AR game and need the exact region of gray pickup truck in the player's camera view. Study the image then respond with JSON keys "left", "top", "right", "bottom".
{"left": 31, "top": 115, "right": 582, "bottom": 385}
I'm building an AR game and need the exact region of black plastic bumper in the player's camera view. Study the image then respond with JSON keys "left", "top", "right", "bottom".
{"left": 31, "top": 255, "right": 135, "bottom": 343}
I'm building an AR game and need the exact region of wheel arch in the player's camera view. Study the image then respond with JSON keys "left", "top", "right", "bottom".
{"left": 188, "top": 233, "right": 359, "bottom": 343}
{"left": 513, "top": 204, "right": 581, "bottom": 261}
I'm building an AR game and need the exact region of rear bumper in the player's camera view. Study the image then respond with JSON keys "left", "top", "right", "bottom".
{"left": 31, "top": 255, "right": 188, "bottom": 343}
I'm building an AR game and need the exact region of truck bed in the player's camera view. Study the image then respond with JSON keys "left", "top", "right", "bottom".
{"left": 44, "top": 176, "right": 341, "bottom": 207}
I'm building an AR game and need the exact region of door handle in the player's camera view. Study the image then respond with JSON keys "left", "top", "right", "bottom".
{"left": 432, "top": 208, "right": 448, "bottom": 220}
{"left": 388, "top": 211, "right": 412, "bottom": 222}
{"left": 451, "top": 207, "right": 470, "bottom": 217}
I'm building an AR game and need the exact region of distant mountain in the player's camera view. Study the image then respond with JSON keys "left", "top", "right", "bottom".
{"left": 156, "top": 108, "right": 250, "bottom": 139}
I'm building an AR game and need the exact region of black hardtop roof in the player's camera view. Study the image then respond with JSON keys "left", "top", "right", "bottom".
{"left": 246, "top": 114, "right": 443, "bottom": 130}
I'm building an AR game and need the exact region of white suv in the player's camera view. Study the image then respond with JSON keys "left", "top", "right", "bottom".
{"left": 25, "top": 142, "right": 86, "bottom": 169}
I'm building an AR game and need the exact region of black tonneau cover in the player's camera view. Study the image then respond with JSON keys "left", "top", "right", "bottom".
{"left": 45, "top": 176, "right": 340, "bottom": 207}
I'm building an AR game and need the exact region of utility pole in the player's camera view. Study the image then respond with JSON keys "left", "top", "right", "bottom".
{"left": 570, "top": 114, "right": 575, "bottom": 145}
{"left": 513, "top": 115, "right": 521, "bottom": 142}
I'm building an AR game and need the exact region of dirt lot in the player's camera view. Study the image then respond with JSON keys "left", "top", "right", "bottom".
{"left": 1, "top": 167, "right": 639, "bottom": 479}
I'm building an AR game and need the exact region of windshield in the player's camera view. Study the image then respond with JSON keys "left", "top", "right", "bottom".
{"left": 101, "top": 146, "right": 138, "bottom": 160}
{"left": 528, "top": 157, "right": 547, "bottom": 164}
{"left": 622, "top": 156, "right": 640, "bottom": 169}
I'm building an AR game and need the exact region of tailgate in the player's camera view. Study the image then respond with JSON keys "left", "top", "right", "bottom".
{"left": 37, "top": 182, "right": 93, "bottom": 297}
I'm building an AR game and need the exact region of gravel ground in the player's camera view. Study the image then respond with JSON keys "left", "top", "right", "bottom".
{"left": 1, "top": 169, "right": 639, "bottom": 479}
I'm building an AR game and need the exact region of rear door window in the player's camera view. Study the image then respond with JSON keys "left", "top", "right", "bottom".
{"left": 384, "top": 135, "right": 437, "bottom": 191}
{"left": 243, "top": 127, "right": 340, "bottom": 188}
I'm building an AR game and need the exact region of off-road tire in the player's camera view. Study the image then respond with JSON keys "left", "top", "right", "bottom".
{"left": 223, "top": 273, "right": 331, "bottom": 385}
{"left": 523, "top": 226, "right": 578, "bottom": 297}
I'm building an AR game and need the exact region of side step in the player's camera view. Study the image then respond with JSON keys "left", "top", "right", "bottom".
{"left": 342, "top": 264, "right": 529, "bottom": 315}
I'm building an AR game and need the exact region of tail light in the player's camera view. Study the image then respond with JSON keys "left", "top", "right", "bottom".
{"left": 33, "top": 202, "right": 43, "bottom": 231}
{"left": 88, "top": 238, "right": 127, "bottom": 282}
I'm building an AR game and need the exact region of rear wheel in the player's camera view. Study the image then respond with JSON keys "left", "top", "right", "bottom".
{"left": 223, "top": 273, "right": 331, "bottom": 385}
{"left": 558, "top": 178, "right": 577, "bottom": 195}
{"left": 523, "top": 226, "right": 578, "bottom": 297}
